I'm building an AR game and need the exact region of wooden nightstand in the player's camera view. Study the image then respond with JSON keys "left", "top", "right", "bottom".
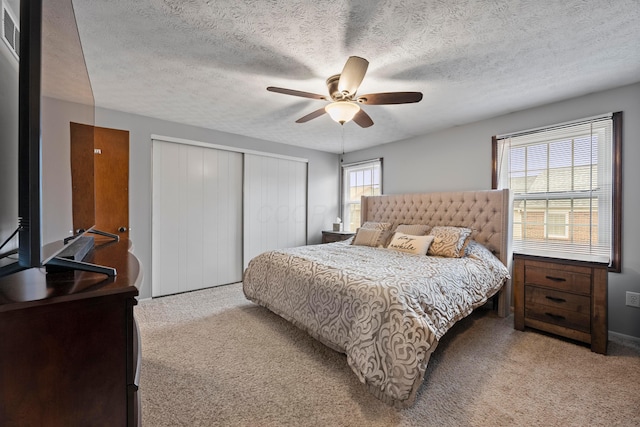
{"left": 513, "top": 253, "right": 608, "bottom": 354}
{"left": 321, "top": 230, "right": 355, "bottom": 244}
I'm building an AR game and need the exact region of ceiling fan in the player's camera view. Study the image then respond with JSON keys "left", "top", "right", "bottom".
{"left": 267, "top": 56, "right": 423, "bottom": 128}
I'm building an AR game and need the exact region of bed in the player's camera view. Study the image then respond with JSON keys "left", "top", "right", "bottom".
{"left": 243, "top": 189, "right": 511, "bottom": 408}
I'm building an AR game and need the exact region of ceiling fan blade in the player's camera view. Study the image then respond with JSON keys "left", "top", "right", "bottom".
{"left": 338, "top": 56, "right": 369, "bottom": 96}
{"left": 267, "top": 86, "right": 327, "bottom": 100}
{"left": 357, "top": 92, "right": 423, "bottom": 105}
{"left": 352, "top": 109, "right": 374, "bottom": 128}
{"left": 295, "top": 107, "right": 327, "bottom": 123}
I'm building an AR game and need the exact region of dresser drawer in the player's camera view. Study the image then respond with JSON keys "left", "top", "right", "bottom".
{"left": 525, "top": 265, "right": 591, "bottom": 295}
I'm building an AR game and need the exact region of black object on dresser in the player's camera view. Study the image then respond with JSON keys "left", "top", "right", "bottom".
{"left": 0, "top": 238, "right": 142, "bottom": 426}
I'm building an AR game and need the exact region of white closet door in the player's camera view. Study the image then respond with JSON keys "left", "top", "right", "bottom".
{"left": 244, "top": 154, "right": 307, "bottom": 268}
{"left": 152, "top": 140, "right": 243, "bottom": 297}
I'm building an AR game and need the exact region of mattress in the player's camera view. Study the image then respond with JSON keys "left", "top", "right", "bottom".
{"left": 242, "top": 239, "right": 509, "bottom": 408}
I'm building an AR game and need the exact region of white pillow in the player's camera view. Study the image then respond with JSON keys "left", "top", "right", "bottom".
{"left": 387, "top": 232, "right": 435, "bottom": 255}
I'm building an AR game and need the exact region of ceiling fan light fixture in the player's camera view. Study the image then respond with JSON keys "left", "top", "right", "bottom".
{"left": 325, "top": 101, "right": 360, "bottom": 125}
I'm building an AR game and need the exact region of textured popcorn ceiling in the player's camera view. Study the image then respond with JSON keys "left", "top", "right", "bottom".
{"left": 69, "top": 0, "right": 640, "bottom": 153}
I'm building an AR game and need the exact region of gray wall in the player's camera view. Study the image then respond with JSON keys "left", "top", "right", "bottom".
{"left": 343, "top": 82, "right": 640, "bottom": 340}
{"left": 92, "top": 107, "right": 339, "bottom": 299}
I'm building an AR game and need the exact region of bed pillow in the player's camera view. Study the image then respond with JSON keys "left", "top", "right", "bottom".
{"left": 352, "top": 228, "right": 383, "bottom": 247}
{"left": 357, "top": 221, "right": 393, "bottom": 247}
{"left": 394, "top": 224, "right": 431, "bottom": 236}
{"left": 361, "top": 221, "right": 392, "bottom": 231}
{"left": 387, "top": 232, "right": 435, "bottom": 255}
{"left": 427, "top": 226, "right": 472, "bottom": 258}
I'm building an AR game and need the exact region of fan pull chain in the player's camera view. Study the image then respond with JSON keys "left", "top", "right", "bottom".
{"left": 341, "top": 126, "right": 345, "bottom": 163}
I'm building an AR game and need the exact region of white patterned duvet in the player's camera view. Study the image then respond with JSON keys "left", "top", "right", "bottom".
{"left": 242, "top": 239, "right": 509, "bottom": 408}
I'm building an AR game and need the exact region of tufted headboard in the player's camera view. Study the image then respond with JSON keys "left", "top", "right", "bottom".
{"left": 361, "top": 189, "right": 512, "bottom": 315}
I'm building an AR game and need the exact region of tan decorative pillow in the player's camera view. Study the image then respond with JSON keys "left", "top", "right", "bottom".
{"left": 387, "top": 232, "right": 435, "bottom": 255}
{"left": 394, "top": 224, "right": 431, "bottom": 236}
{"left": 427, "top": 226, "right": 472, "bottom": 258}
{"left": 361, "top": 221, "right": 392, "bottom": 231}
{"left": 359, "top": 221, "right": 392, "bottom": 247}
{"left": 352, "top": 228, "right": 382, "bottom": 247}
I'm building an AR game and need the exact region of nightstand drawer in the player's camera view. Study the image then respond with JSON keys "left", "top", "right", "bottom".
{"left": 525, "top": 265, "right": 591, "bottom": 295}
{"left": 525, "top": 303, "right": 590, "bottom": 333}
{"left": 525, "top": 285, "right": 590, "bottom": 314}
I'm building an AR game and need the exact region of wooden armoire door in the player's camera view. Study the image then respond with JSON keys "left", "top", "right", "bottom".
{"left": 71, "top": 123, "right": 130, "bottom": 239}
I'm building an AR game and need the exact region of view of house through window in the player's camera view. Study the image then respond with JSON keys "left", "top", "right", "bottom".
{"left": 494, "top": 113, "right": 621, "bottom": 269}
{"left": 342, "top": 159, "right": 382, "bottom": 232}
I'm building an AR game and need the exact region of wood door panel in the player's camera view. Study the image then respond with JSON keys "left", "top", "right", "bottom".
{"left": 70, "top": 124, "right": 130, "bottom": 239}
{"left": 94, "top": 127, "right": 129, "bottom": 238}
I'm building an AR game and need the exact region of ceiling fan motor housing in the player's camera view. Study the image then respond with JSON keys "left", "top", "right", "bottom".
{"left": 326, "top": 74, "right": 350, "bottom": 101}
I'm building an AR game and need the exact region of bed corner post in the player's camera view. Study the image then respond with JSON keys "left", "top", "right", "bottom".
{"left": 360, "top": 195, "right": 369, "bottom": 226}
{"left": 497, "top": 188, "right": 513, "bottom": 318}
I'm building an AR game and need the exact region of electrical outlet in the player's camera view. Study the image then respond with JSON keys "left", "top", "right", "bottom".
{"left": 626, "top": 291, "right": 640, "bottom": 308}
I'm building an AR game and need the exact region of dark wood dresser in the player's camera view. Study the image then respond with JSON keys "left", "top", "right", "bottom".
{"left": 0, "top": 238, "right": 142, "bottom": 426}
{"left": 513, "top": 253, "right": 608, "bottom": 354}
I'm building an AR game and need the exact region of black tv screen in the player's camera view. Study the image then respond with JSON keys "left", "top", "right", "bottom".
{"left": 0, "top": 0, "right": 26, "bottom": 275}
{"left": 0, "top": 0, "right": 96, "bottom": 278}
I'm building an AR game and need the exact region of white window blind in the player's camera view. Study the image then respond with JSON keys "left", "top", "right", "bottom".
{"left": 496, "top": 115, "right": 614, "bottom": 264}
{"left": 342, "top": 159, "right": 382, "bottom": 232}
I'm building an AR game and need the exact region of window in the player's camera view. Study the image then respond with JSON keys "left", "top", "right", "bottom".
{"left": 493, "top": 112, "right": 622, "bottom": 271}
{"left": 341, "top": 159, "right": 382, "bottom": 232}
{"left": 546, "top": 212, "right": 569, "bottom": 239}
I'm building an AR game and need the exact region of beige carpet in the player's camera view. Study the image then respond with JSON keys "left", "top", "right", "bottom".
{"left": 137, "top": 283, "right": 640, "bottom": 427}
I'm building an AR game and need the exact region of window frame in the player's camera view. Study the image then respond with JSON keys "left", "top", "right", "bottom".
{"left": 492, "top": 112, "right": 622, "bottom": 272}
{"left": 340, "top": 158, "right": 383, "bottom": 232}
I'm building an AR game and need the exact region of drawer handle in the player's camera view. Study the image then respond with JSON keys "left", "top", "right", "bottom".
{"left": 545, "top": 275, "right": 567, "bottom": 282}
{"left": 545, "top": 312, "right": 566, "bottom": 321}
{"left": 545, "top": 296, "right": 566, "bottom": 303}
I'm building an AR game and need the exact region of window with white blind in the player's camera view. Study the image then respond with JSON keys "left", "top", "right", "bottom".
{"left": 341, "top": 159, "right": 382, "bottom": 232}
{"left": 493, "top": 112, "right": 622, "bottom": 271}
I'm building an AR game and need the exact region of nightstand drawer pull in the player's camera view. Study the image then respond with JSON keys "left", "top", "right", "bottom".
{"left": 545, "top": 312, "right": 566, "bottom": 321}
{"left": 545, "top": 295, "right": 566, "bottom": 303}
{"left": 545, "top": 275, "right": 567, "bottom": 282}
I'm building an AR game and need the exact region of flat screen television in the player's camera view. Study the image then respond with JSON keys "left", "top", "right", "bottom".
{"left": 0, "top": 0, "right": 110, "bottom": 278}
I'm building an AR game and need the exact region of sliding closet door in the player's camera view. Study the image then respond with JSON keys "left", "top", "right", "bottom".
{"left": 244, "top": 154, "right": 307, "bottom": 268}
{"left": 152, "top": 140, "right": 243, "bottom": 297}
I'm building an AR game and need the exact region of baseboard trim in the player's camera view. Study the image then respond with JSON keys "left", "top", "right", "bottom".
{"left": 609, "top": 330, "right": 640, "bottom": 350}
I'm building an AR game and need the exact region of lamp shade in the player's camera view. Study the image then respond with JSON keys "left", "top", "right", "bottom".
{"left": 325, "top": 101, "right": 360, "bottom": 124}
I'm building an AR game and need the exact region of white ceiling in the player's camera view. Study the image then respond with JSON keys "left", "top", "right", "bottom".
{"left": 69, "top": 0, "right": 640, "bottom": 153}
